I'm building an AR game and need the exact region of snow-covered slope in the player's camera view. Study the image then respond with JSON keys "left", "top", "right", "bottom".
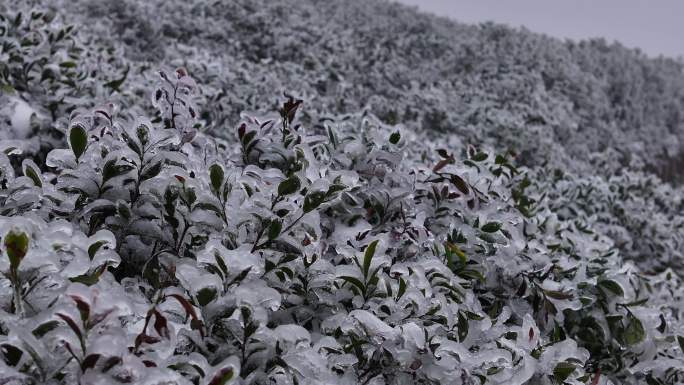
{"left": 59, "top": 0, "right": 684, "bottom": 182}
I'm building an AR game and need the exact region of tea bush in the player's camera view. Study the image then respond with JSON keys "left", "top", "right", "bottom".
{"left": 1, "top": 3, "right": 684, "bottom": 385}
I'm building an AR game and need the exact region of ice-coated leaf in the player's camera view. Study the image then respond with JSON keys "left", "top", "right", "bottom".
{"left": 273, "top": 324, "right": 311, "bottom": 350}
{"left": 389, "top": 131, "right": 400, "bottom": 144}
{"left": 362, "top": 240, "right": 379, "bottom": 278}
{"left": 204, "top": 351, "right": 239, "bottom": 384}
{"left": 56, "top": 312, "right": 83, "bottom": 342}
{"left": 234, "top": 282, "right": 281, "bottom": 313}
{"left": 544, "top": 290, "right": 574, "bottom": 300}
{"left": 69, "top": 123, "right": 88, "bottom": 161}
{"left": 4, "top": 229, "right": 29, "bottom": 271}
{"left": 22, "top": 159, "right": 42, "bottom": 188}
{"left": 598, "top": 279, "right": 625, "bottom": 297}
{"left": 343, "top": 310, "right": 399, "bottom": 342}
{"left": 209, "top": 164, "right": 224, "bottom": 192}
{"left": 481, "top": 221, "right": 502, "bottom": 233}
{"left": 450, "top": 174, "right": 469, "bottom": 195}
{"left": 303, "top": 190, "right": 326, "bottom": 213}
{"left": 553, "top": 362, "right": 576, "bottom": 382}
{"left": 624, "top": 315, "right": 645, "bottom": 346}
{"left": 267, "top": 219, "right": 282, "bottom": 240}
{"left": 278, "top": 175, "right": 300, "bottom": 196}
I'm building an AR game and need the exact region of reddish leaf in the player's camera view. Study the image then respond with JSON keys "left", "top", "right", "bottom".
{"left": 208, "top": 367, "right": 234, "bottom": 385}
{"left": 153, "top": 310, "right": 169, "bottom": 339}
{"left": 56, "top": 313, "right": 83, "bottom": 341}
{"left": 591, "top": 369, "right": 601, "bottom": 385}
{"left": 432, "top": 156, "right": 453, "bottom": 173}
{"left": 167, "top": 294, "right": 199, "bottom": 321}
{"left": 167, "top": 294, "right": 205, "bottom": 337}
{"left": 134, "top": 333, "right": 161, "bottom": 349}
{"left": 69, "top": 295, "right": 90, "bottom": 323}
{"left": 81, "top": 353, "right": 100, "bottom": 370}
{"left": 143, "top": 360, "right": 158, "bottom": 367}
{"left": 238, "top": 123, "right": 246, "bottom": 139}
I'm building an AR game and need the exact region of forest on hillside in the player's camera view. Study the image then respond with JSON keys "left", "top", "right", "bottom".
{"left": 1, "top": 0, "right": 684, "bottom": 384}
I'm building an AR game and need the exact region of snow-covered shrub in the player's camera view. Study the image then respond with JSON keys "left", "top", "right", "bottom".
{"left": 533, "top": 166, "right": 684, "bottom": 274}
{"left": 2, "top": 2, "right": 684, "bottom": 385}
{"left": 1, "top": 63, "right": 684, "bottom": 384}
{"left": 0, "top": 1, "right": 143, "bottom": 161}
{"left": 48, "top": 0, "right": 684, "bottom": 184}
{"left": 0, "top": 4, "right": 85, "bottom": 156}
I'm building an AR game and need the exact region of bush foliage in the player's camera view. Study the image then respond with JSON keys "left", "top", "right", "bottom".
{"left": 1, "top": 2, "right": 684, "bottom": 385}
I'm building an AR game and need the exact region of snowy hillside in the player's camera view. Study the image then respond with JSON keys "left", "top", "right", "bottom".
{"left": 1, "top": 0, "right": 684, "bottom": 384}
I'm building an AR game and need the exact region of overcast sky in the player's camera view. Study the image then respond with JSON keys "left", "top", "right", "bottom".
{"left": 394, "top": 0, "right": 684, "bottom": 58}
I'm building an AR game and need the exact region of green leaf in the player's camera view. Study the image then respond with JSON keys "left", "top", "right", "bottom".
{"left": 553, "top": 362, "right": 576, "bottom": 382}
{"left": 339, "top": 276, "right": 365, "bottom": 294}
{"left": 0, "top": 83, "right": 15, "bottom": 95}
{"left": 363, "top": 240, "right": 379, "bottom": 278}
{"left": 88, "top": 241, "right": 108, "bottom": 260}
{"left": 278, "top": 254, "right": 298, "bottom": 265}
{"left": 121, "top": 131, "right": 142, "bottom": 156}
{"left": 464, "top": 311, "right": 484, "bottom": 320}
{"left": 278, "top": 176, "right": 300, "bottom": 196}
{"left": 69, "top": 271, "right": 101, "bottom": 286}
{"left": 59, "top": 61, "right": 77, "bottom": 68}
{"left": 195, "top": 202, "right": 223, "bottom": 216}
{"left": 457, "top": 269, "right": 485, "bottom": 283}
{"left": 481, "top": 222, "right": 502, "bottom": 233}
{"left": 197, "top": 287, "right": 217, "bottom": 306}
{"left": 241, "top": 131, "right": 257, "bottom": 146}
{"left": 69, "top": 124, "right": 88, "bottom": 161}
{"left": 141, "top": 161, "right": 163, "bottom": 181}
{"left": 624, "top": 314, "right": 646, "bottom": 345}
{"left": 23, "top": 163, "right": 42, "bottom": 188}
{"left": 544, "top": 290, "right": 574, "bottom": 300}
{"left": 326, "top": 183, "right": 347, "bottom": 197}
{"left": 209, "top": 164, "right": 224, "bottom": 192}
{"left": 1, "top": 343, "right": 22, "bottom": 366}
{"left": 102, "top": 160, "right": 134, "bottom": 183}
{"left": 445, "top": 242, "right": 467, "bottom": 266}
{"left": 104, "top": 65, "right": 129, "bottom": 92}
{"left": 271, "top": 239, "right": 301, "bottom": 254}
{"left": 4, "top": 230, "right": 29, "bottom": 271}
{"left": 657, "top": 314, "right": 667, "bottom": 333}
{"left": 268, "top": 219, "right": 282, "bottom": 240}
{"left": 32, "top": 320, "right": 60, "bottom": 338}
{"left": 214, "top": 253, "right": 229, "bottom": 277}
{"left": 677, "top": 335, "right": 684, "bottom": 352}
{"left": 389, "top": 131, "right": 400, "bottom": 144}
{"left": 472, "top": 152, "right": 488, "bottom": 162}
{"left": 486, "top": 367, "right": 502, "bottom": 375}
{"left": 135, "top": 123, "right": 149, "bottom": 146}
{"left": 457, "top": 311, "right": 469, "bottom": 342}
{"left": 303, "top": 190, "right": 326, "bottom": 213}
{"left": 397, "top": 277, "right": 407, "bottom": 299}
{"left": 598, "top": 279, "right": 624, "bottom": 297}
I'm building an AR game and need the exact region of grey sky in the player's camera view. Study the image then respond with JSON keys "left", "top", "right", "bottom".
{"left": 394, "top": 0, "right": 684, "bottom": 58}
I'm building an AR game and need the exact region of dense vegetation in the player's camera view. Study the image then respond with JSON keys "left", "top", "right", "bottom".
{"left": 1, "top": 0, "right": 684, "bottom": 384}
